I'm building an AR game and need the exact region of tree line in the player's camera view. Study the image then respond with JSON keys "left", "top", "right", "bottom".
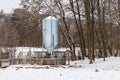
{"left": 0, "top": 0, "right": 120, "bottom": 62}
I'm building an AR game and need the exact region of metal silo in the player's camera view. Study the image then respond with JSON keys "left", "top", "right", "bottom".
{"left": 42, "top": 16, "right": 58, "bottom": 54}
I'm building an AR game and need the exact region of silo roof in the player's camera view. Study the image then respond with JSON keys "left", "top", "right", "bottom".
{"left": 45, "top": 16, "right": 58, "bottom": 21}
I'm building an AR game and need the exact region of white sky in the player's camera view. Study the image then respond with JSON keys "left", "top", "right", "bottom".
{"left": 0, "top": 0, "right": 21, "bottom": 13}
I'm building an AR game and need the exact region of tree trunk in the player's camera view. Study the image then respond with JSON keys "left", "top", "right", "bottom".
{"left": 69, "top": 0, "right": 86, "bottom": 60}
{"left": 84, "top": 0, "right": 93, "bottom": 64}
{"left": 55, "top": 0, "right": 76, "bottom": 60}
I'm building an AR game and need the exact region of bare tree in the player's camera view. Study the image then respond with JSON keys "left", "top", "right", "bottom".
{"left": 84, "top": 0, "right": 94, "bottom": 63}
{"left": 68, "top": 0, "right": 86, "bottom": 60}
{"left": 55, "top": 0, "right": 76, "bottom": 60}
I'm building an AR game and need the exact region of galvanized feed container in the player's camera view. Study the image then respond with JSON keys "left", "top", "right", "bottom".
{"left": 42, "top": 16, "right": 58, "bottom": 54}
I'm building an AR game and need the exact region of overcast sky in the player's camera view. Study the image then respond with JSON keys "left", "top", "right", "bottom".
{"left": 0, "top": 0, "right": 21, "bottom": 13}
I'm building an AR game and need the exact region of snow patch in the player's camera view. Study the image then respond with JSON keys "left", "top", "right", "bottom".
{"left": 0, "top": 57, "right": 120, "bottom": 80}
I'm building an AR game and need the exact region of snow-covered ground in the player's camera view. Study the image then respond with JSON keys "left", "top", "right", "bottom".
{"left": 0, "top": 57, "right": 120, "bottom": 80}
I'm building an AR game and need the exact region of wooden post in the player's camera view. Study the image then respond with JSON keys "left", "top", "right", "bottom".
{"left": 0, "top": 49, "right": 2, "bottom": 67}
{"left": 0, "top": 53, "right": 1, "bottom": 67}
{"left": 66, "top": 50, "right": 70, "bottom": 65}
